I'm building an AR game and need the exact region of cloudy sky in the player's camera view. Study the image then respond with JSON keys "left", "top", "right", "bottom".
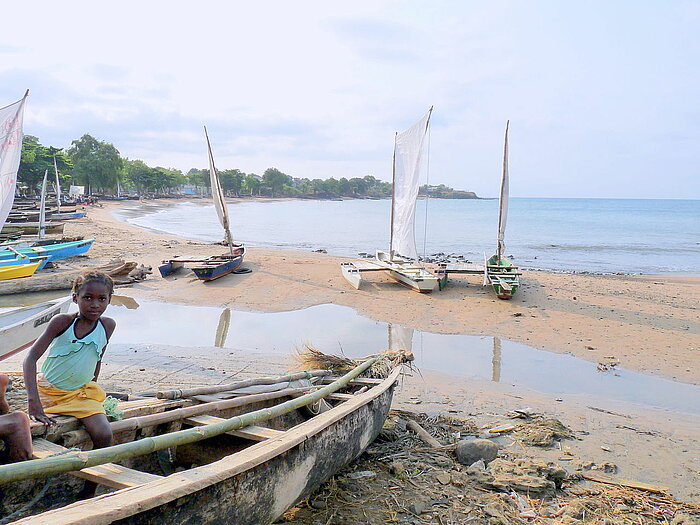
{"left": 1, "top": 1, "right": 697, "bottom": 199}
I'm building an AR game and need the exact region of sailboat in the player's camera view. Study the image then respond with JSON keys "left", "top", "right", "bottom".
{"left": 0, "top": 92, "right": 29, "bottom": 234}
{"left": 340, "top": 108, "right": 439, "bottom": 293}
{"left": 484, "top": 120, "right": 521, "bottom": 299}
{"left": 159, "top": 127, "right": 245, "bottom": 281}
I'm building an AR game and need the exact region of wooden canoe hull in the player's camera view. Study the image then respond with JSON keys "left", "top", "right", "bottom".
{"left": 0, "top": 297, "right": 71, "bottom": 360}
{"left": 0, "top": 261, "right": 41, "bottom": 280}
{"left": 191, "top": 253, "right": 245, "bottom": 282}
{"left": 0, "top": 239, "right": 95, "bottom": 264}
{"left": 484, "top": 255, "right": 520, "bottom": 299}
{"left": 15, "top": 370, "right": 399, "bottom": 525}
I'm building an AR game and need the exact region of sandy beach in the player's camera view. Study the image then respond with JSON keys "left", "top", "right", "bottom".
{"left": 2, "top": 199, "right": 699, "bottom": 504}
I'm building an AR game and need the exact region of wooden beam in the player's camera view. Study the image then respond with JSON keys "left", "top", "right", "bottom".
{"left": 184, "top": 415, "right": 284, "bottom": 442}
{"left": 32, "top": 439, "right": 162, "bottom": 489}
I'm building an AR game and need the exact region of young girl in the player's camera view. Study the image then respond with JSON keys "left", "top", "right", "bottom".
{"left": 23, "top": 271, "right": 116, "bottom": 455}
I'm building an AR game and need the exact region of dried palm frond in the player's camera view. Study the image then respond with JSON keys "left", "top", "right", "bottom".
{"left": 295, "top": 345, "right": 414, "bottom": 379}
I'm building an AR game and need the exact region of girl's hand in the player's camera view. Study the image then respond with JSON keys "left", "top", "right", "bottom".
{"left": 28, "top": 400, "right": 55, "bottom": 426}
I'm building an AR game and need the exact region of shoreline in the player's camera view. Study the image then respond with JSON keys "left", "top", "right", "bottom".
{"left": 3, "top": 200, "right": 699, "bottom": 500}
{"left": 16, "top": 198, "right": 698, "bottom": 387}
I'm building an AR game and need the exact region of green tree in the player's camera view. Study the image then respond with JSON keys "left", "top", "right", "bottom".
{"left": 18, "top": 136, "right": 72, "bottom": 193}
{"left": 124, "top": 159, "right": 155, "bottom": 195}
{"left": 262, "top": 167, "right": 291, "bottom": 197}
{"left": 242, "top": 173, "right": 262, "bottom": 196}
{"left": 187, "top": 168, "right": 209, "bottom": 189}
{"left": 68, "top": 134, "right": 123, "bottom": 193}
{"left": 219, "top": 169, "right": 244, "bottom": 196}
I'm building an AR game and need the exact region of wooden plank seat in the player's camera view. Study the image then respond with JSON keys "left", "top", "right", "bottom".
{"left": 183, "top": 415, "right": 285, "bottom": 442}
{"left": 32, "top": 438, "right": 162, "bottom": 489}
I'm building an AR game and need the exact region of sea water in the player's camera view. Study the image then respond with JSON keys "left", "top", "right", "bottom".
{"left": 114, "top": 198, "right": 700, "bottom": 274}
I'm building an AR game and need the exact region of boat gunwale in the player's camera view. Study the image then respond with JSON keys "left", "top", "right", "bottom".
{"left": 13, "top": 366, "right": 403, "bottom": 525}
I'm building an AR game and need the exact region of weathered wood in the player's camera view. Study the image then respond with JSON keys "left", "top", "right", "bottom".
{"left": 581, "top": 473, "right": 670, "bottom": 493}
{"left": 407, "top": 420, "right": 442, "bottom": 448}
{"left": 11, "top": 366, "right": 401, "bottom": 525}
{"left": 0, "top": 357, "right": 378, "bottom": 485}
{"left": 32, "top": 439, "right": 162, "bottom": 489}
{"left": 184, "top": 415, "right": 284, "bottom": 441}
{"left": 156, "top": 370, "right": 330, "bottom": 399}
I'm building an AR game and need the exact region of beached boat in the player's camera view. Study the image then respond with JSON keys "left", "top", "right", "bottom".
{"left": 159, "top": 127, "right": 245, "bottom": 281}
{"left": 0, "top": 352, "right": 406, "bottom": 524}
{"left": 0, "top": 238, "right": 95, "bottom": 263}
{"left": 0, "top": 260, "right": 41, "bottom": 281}
{"left": 484, "top": 121, "right": 521, "bottom": 299}
{"left": 48, "top": 211, "right": 86, "bottom": 220}
{"left": 0, "top": 255, "right": 48, "bottom": 270}
{"left": 0, "top": 296, "right": 71, "bottom": 360}
{"left": 340, "top": 108, "right": 439, "bottom": 293}
{"left": 1, "top": 221, "right": 65, "bottom": 235}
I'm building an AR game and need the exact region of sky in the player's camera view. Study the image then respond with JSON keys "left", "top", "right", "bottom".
{"left": 1, "top": 1, "right": 698, "bottom": 199}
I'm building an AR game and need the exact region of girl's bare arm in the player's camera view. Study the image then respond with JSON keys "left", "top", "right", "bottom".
{"left": 23, "top": 315, "right": 72, "bottom": 425}
{"left": 93, "top": 317, "right": 116, "bottom": 382}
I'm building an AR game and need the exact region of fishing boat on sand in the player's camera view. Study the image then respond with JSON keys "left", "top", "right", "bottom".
{"left": 0, "top": 296, "right": 71, "bottom": 360}
{"left": 0, "top": 239, "right": 94, "bottom": 264}
{"left": 0, "top": 260, "right": 41, "bottom": 281}
{"left": 159, "top": 127, "right": 245, "bottom": 281}
{"left": 340, "top": 108, "right": 439, "bottom": 293}
{"left": 0, "top": 349, "right": 409, "bottom": 524}
{"left": 484, "top": 120, "right": 521, "bottom": 299}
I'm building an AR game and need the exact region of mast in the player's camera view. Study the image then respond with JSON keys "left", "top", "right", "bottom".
{"left": 389, "top": 132, "right": 398, "bottom": 260}
{"left": 53, "top": 155, "right": 61, "bottom": 212}
{"left": 496, "top": 120, "right": 510, "bottom": 262}
{"left": 204, "top": 126, "right": 234, "bottom": 256}
{"left": 39, "top": 169, "right": 48, "bottom": 240}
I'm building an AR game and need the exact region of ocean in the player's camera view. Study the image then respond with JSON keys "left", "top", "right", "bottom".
{"left": 113, "top": 197, "right": 700, "bottom": 274}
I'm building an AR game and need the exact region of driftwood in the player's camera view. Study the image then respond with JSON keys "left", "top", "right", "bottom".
{"left": 0, "top": 259, "right": 149, "bottom": 295}
{"left": 157, "top": 370, "right": 331, "bottom": 399}
{"left": 581, "top": 473, "right": 670, "bottom": 493}
{"left": 406, "top": 419, "right": 442, "bottom": 448}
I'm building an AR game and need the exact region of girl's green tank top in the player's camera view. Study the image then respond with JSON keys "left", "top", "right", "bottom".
{"left": 41, "top": 316, "right": 107, "bottom": 391}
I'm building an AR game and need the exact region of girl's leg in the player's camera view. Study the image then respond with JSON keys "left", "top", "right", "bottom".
{"left": 80, "top": 413, "right": 113, "bottom": 448}
{"left": 77, "top": 413, "right": 113, "bottom": 498}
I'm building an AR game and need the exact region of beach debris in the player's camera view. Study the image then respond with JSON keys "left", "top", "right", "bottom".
{"left": 406, "top": 420, "right": 442, "bottom": 448}
{"left": 488, "top": 425, "right": 516, "bottom": 434}
{"left": 294, "top": 345, "right": 414, "bottom": 379}
{"left": 508, "top": 407, "right": 536, "bottom": 419}
{"left": 587, "top": 405, "right": 632, "bottom": 419}
{"left": 581, "top": 472, "right": 670, "bottom": 493}
{"left": 346, "top": 470, "right": 376, "bottom": 480}
{"left": 514, "top": 416, "right": 575, "bottom": 447}
{"left": 455, "top": 438, "right": 499, "bottom": 465}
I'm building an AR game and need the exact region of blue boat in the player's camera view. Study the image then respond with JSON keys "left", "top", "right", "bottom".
{"left": 48, "top": 212, "right": 87, "bottom": 220}
{"left": 190, "top": 250, "right": 245, "bottom": 281}
{"left": 0, "top": 256, "right": 48, "bottom": 270}
{"left": 0, "top": 239, "right": 95, "bottom": 263}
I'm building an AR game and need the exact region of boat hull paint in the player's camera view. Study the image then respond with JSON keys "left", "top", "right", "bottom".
{"left": 485, "top": 255, "right": 520, "bottom": 299}
{"left": 0, "top": 297, "right": 71, "bottom": 360}
{"left": 0, "top": 261, "right": 41, "bottom": 281}
{"left": 0, "top": 256, "right": 48, "bottom": 270}
{"left": 14, "top": 370, "right": 400, "bottom": 525}
{"left": 0, "top": 239, "right": 94, "bottom": 263}
{"left": 387, "top": 269, "right": 439, "bottom": 293}
{"left": 191, "top": 255, "right": 244, "bottom": 281}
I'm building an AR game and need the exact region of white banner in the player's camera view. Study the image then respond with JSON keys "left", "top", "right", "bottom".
{"left": 0, "top": 92, "right": 28, "bottom": 228}
{"left": 69, "top": 185, "right": 85, "bottom": 197}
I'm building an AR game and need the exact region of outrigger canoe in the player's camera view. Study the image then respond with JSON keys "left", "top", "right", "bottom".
{"left": 0, "top": 296, "right": 71, "bottom": 360}
{"left": 0, "top": 239, "right": 94, "bottom": 263}
{"left": 0, "top": 260, "right": 41, "bottom": 281}
{"left": 0, "top": 354, "right": 406, "bottom": 524}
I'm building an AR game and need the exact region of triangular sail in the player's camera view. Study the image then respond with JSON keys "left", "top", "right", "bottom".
{"left": 390, "top": 108, "right": 432, "bottom": 261}
{"left": 39, "top": 169, "right": 48, "bottom": 239}
{"left": 204, "top": 126, "right": 234, "bottom": 255}
{"left": 0, "top": 91, "right": 29, "bottom": 229}
{"left": 496, "top": 120, "right": 510, "bottom": 260}
{"left": 53, "top": 155, "right": 61, "bottom": 212}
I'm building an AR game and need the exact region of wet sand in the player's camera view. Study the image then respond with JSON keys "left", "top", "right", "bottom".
{"left": 2, "top": 199, "right": 699, "bottom": 501}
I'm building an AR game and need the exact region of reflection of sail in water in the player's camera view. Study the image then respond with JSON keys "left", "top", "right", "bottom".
{"left": 492, "top": 336, "right": 502, "bottom": 382}
{"left": 215, "top": 308, "right": 231, "bottom": 348}
{"left": 110, "top": 295, "right": 140, "bottom": 310}
{"left": 388, "top": 324, "right": 414, "bottom": 352}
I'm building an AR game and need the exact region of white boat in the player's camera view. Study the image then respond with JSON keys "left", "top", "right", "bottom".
{"left": 341, "top": 108, "right": 439, "bottom": 293}
{"left": 0, "top": 297, "right": 71, "bottom": 360}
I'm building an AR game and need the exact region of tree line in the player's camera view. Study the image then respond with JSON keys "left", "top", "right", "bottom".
{"left": 19, "top": 134, "right": 393, "bottom": 199}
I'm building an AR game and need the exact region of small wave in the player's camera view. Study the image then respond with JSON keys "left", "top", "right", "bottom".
{"left": 526, "top": 244, "right": 700, "bottom": 254}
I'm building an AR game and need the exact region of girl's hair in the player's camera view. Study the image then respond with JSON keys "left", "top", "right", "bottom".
{"left": 72, "top": 270, "right": 114, "bottom": 296}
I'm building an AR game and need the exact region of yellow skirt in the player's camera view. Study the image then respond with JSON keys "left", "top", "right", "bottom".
{"left": 37, "top": 374, "right": 106, "bottom": 419}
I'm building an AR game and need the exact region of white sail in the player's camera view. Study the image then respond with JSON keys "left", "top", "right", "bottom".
{"left": 39, "top": 169, "right": 48, "bottom": 239}
{"left": 204, "top": 126, "right": 234, "bottom": 255}
{"left": 53, "top": 155, "right": 61, "bottom": 212}
{"left": 0, "top": 92, "right": 29, "bottom": 229}
{"left": 496, "top": 120, "right": 510, "bottom": 260}
{"left": 390, "top": 108, "right": 432, "bottom": 261}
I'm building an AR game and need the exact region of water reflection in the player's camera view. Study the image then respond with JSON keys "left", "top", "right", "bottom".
{"left": 104, "top": 297, "right": 699, "bottom": 414}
